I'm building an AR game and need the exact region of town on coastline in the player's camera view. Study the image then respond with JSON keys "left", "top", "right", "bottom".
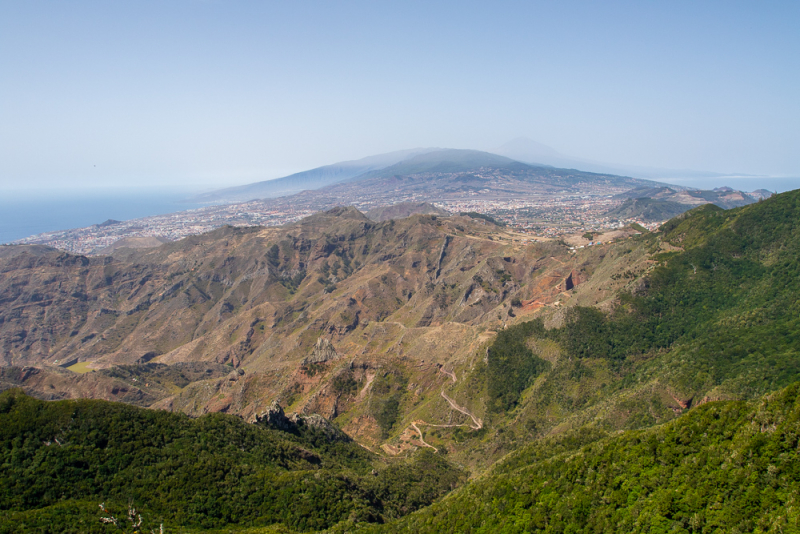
{"left": 9, "top": 190, "right": 659, "bottom": 255}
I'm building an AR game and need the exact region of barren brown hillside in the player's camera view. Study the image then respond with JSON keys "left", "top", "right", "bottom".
{"left": 0, "top": 207, "right": 653, "bottom": 454}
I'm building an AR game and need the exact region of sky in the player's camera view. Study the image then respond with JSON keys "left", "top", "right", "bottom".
{"left": 1, "top": 0, "right": 798, "bottom": 192}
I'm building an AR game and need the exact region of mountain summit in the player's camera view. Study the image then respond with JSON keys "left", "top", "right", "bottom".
{"left": 350, "top": 149, "right": 533, "bottom": 180}
{"left": 189, "top": 147, "right": 658, "bottom": 205}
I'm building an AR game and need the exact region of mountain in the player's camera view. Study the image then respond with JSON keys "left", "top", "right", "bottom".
{"left": 174, "top": 142, "right": 776, "bottom": 230}
{"left": 615, "top": 185, "right": 767, "bottom": 209}
{"left": 381, "top": 189, "right": 800, "bottom": 531}
{"left": 605, "top": 197, "right": 693, "bottom": 222}
{"left": 289, "top": 149, "right": 661, "bottom": 212}
{"left": 4, "top": 190, "right": 799, "bottom": 446}
{"left": 17, "top": 146, "right": 760, "bottom": 257}
{"left": 189, "top": 147, "right": 664, "bottom": 207}
{"left": 751, "top": 188, "right": 776, "bottom": 199}
{"left": 347, "top": 148, "right": 664, "bottom": 191}
{"left": 0, "top": 211, "right": 578, "bottom": 428}
{"left": 2, "top": 188, "right": 800, "bottom": 531}
{"left": 189, "top": 148, "right": 439, "bottom": 203}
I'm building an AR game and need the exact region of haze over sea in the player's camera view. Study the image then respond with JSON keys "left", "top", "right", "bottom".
{"left": 0, "top": 187, "right": 205, "bottom": 245}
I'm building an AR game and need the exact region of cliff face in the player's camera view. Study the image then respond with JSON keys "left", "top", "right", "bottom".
{"left": 562, "top": 269, "right": 586, "bottom": 291}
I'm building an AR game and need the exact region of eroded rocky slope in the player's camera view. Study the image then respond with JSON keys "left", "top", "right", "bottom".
{"left": 0, "top": 207, "right": 652, "bottom": 454}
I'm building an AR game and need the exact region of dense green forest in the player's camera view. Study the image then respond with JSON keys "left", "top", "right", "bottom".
{"left": 0, "top": 390, "right": 465, "bottom": 533}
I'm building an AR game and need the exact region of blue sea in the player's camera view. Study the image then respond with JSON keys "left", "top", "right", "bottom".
{"left": 0, "top": 187, "right": 208, "bottom": 244}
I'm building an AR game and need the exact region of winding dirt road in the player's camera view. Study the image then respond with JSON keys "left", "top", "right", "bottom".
{"left": 398, "top": 366, "right": 484, "bottom": 453}
{"left": 440, "top": 390, "right": 483, "bottom": 430}
{"left": 410, "top": 422, "right": 438, "bottom": 452}
{"left": 438, "top": 367, "right": 457, "bottom": 383}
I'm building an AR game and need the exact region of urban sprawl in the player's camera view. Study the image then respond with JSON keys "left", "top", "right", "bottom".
{"left": 10, "top": 193, "right": 661, "bottom": 256}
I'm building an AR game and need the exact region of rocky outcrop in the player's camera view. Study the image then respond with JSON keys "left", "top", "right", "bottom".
{"left": 434, "top": 235, "right": 451, "bottom": 279}
{"left": 256, "top": 400, "right": 294, "bottom": 431}
{"left": 227, "top": 368, "right": 245, "bottom": 381}
{"left": 302, "top": 338, "right": 338, "bottom": 365}
{"left": 290, "top": 413, "right": 351, "bottom": 442}
{"left": 256, "top": 399, "right": 351, "bottom": 442}
{"left": 561, "top": 270, "right": 584, "bottom": 291}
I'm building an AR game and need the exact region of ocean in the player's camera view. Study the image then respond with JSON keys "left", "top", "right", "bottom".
{"left": 0, "top": 187, "right": 207, "bottom": 244}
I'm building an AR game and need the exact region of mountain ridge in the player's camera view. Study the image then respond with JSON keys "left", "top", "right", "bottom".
{"left": 189, "top": 148, "right": 440, "bottom": 203}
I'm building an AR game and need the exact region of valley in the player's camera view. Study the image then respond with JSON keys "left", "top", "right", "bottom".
{"left": 4, "top": 2, "right": 796, "bottom": 531}
{"left": 2, "top": 208, "right": 621, "bottom": 453}
{"left": 1, "top": 179, "right": 798, "bottom": 532}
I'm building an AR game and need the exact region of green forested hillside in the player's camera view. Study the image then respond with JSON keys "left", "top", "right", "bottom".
{"left": 0, "top": 390, "right": 464, "bottom": 533}
{"left": 487, "top": 191, "right": 800, "bottom": 419}
{"left": 388, "top": 190, "right": 800, "bottom": 532}
{"left": 364, "top": 382, "right": 800, "bottom": 533}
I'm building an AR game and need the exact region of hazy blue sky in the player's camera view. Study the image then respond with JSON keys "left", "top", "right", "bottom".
{"left": 1, "top": 1, "right": 798, "bottom": 191}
